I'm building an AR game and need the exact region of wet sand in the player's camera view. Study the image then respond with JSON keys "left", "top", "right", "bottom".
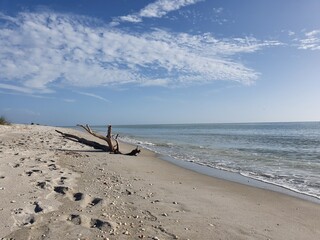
{"left": 0, "top": 124, "right": 319, "bottom": 239}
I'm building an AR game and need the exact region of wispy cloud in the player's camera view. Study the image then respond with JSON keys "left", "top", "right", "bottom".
{"left": 76, "top": 91, "right": 110, "bottom": 103}
{"left": 297, "top": 30, "right": 320, "bottom": 50}
{"left": 212, "top": 7, "right": 223, "bottom": 14}
{"left": 0, "top": 83, "right": 56, "bottom": 100}
{"left": 112, "top": 0, "right": 203, "bottom": 25}
{"left": 0, "top": 12, "right": 280, "bottom": 94}
{"left": 63, "top": 98, "right": 76, "bottom": 103}
{"left": 288, "top": 30, "right": 295, "bottom": 36}
{"left": 177, "top": 7, "right": 227, "bottom": 26}
{"left": 0, "top": 83, "right": 34, "bottom": 94}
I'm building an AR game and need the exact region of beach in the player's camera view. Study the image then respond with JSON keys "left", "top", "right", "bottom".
{"left": 0, "top": 124, "right": 319, "bottom": 240}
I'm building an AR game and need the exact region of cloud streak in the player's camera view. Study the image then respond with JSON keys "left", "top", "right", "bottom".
{"left": 112, "top": 0, "right": 203, "bottom": 24}
{"left": 298, "top": 30, "right": 320, "bottom": 50}
{"left": 0, "top": 83, "right": 34, "bottom": 94}
{"left": 0, "top": 11, "right": 279, "bottom": 94}
{"left": 76, "top": 91, "right": 110, "bottom": 103}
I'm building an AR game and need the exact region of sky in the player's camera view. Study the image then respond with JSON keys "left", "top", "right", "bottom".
{"left": 0, "top": 0, "right": 320, "bottom": 126}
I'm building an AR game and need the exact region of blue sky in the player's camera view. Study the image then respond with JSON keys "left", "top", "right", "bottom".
{"left": 0, "top": 0, "right": 319, "bottom": 125}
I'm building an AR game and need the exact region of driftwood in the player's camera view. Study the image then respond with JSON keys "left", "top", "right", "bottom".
{"left": 76, "top": 124, "right": 118, "bottom": 153}
{"left": 56, "top": 124, "right": 140, "bottom": 156}
{"left": 55, "top": 130, "right": 109, "bottom": 151}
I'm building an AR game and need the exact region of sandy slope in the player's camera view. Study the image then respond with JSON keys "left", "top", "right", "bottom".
{"left": 0, "top": 124, "right": 319, "bottom": 240}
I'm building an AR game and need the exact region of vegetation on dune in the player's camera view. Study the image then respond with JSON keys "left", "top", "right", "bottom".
{"left": 0, "top": 116, "right": 11, "bottom": 125}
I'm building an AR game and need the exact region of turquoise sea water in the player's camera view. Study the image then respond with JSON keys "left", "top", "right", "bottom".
{"left": 91, "top": 122, "right": 320, "bottom": 199}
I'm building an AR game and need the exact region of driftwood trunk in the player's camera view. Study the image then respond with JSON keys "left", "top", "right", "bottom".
{"left": 55, "top": 130, "right": 109, "bottom": 151}
{"left": 76, "top": 124, "right": 119, "bottom": 153}
{"left": 56, "top": 125, "right": 140, "bottom": 156}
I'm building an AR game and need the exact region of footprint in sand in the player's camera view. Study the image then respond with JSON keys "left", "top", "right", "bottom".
{"left": 12, "top": 209, "right": 38, "bottom": 227}
{"left": 36, "top": 181, "right": 47, "bottom": 189}
{"left": 66, "top": 214, "right": 116, "bottom": 231}
{"left": 58, "top": 176, "right": 68, "bottom": 185}
{"left": 71, "top": 191, "right": 104, "bottom": 208}
{"left": 68, "top": 214, "right": 82, "bottom": 225}
{"left": 25, "top": 169, "right": 42, "bottom": 176}
{"left": 35, "top": 158, "right": 43, "bottom": 162}
{"left": 34, "top": 202, "right": 43, "bottom": 213}
{"left": 72, "top": 192, "right": 104, "bottom": 208}
{"left": 90, "top": 218, "right": 113, "bottom": 230}
{"left": 48, "top": 163, "right": 58, "bottom": 171}
{"left": 53, "top": 186, "right": 105, "bottom": 209}
{"left": 89, "top": 197, "right": 103, "bottom": 207}
{"left": 12, "top": 163, "right": 21, "bottom": 168}
{"left": 23, "top": 215, "right": 36, "bottom": 225}
{"left": 53, "top": 186, "right": 69, "bottom": 195}
{"left": 73, "top": 192, "right": 84, "bottom": 201}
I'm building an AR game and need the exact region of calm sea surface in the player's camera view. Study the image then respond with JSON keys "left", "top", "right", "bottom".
{"left": 92, "top": 122, "right": 320, "bottom": 199}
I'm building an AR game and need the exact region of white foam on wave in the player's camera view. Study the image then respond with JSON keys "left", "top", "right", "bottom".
{"left": 118, "top": 133, "right": 320, "bottom": 201}
{"left": 240, "top": 171, "right": 320, "bottom": 200}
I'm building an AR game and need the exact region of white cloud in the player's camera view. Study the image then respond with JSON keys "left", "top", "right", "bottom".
{"left": 288, "top": 31, "right": 295, "bottom": 36}
{"left": 212, "top": 7, "right": 223, "bottom": 14}
{"left": 0, "top": 83, "right": 34, "bottom": 93}
{"left": 0, "top": 12, "right": 279, "bottom": 94}
{"left": 139, "top": 0, "right": 202, "bottom": 18}
{"left": 305, "top": 30, "right": 320, "bottom": 37}
{"left": 63, "top": 98, "right": 76, "bottom": 103}
{"left": 297, "top": 30, "right": 320, "bottom": 50}
{"left": 76, "top": 91, "right": 110, "bottom": 103}
{"left": 176, "top": 7, "right": 227, "bottom": 26}
{"left": 112, "top": 0, "right": 203, "bottom": 24}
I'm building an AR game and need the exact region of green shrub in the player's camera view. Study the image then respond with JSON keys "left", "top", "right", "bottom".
{"left": 0, "top": 116, "right": 10, "bottom": 125}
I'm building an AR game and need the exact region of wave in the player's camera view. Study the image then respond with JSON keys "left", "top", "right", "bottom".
{"left": 117, "top": 131, "right": 320, "bottom": 201}
{"left": 240, "top": 171, "right": 320, "bottom": 200}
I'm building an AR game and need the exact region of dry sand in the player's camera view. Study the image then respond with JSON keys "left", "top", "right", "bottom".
{"left": 0, "top": 124, "right": 319, "bottom": 240}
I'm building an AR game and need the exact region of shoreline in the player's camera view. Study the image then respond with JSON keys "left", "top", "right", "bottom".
{"left": 115, "top": 133, "right": 320, "bottom": 204}
{"left": 1, "top": 124, "right": 320, "bottom": 239}
{"left": 111, "top": 122, "right": 320, "bottom": 203}
{"left": 158, "top": 153, "right": 320, "bottom": 205}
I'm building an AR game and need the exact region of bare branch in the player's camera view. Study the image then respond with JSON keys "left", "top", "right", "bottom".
{"left": 57, "top": 124, "right": 140, "bottom": 156}
{"left": 77, "top": 124, "right": 108, "bottom": 141}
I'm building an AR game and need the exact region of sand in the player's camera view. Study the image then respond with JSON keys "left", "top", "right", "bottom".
{"left": 0, "top": 124, "right": 319, "bottom": 240}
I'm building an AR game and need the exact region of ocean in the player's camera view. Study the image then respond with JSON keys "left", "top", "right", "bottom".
{"left": 91, "top": 122, "right": 320, "bottom": 200}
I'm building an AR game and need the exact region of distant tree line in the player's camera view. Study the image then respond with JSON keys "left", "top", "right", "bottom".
{"left": 0, "top": 116, "right": 10, "bottom": 125}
